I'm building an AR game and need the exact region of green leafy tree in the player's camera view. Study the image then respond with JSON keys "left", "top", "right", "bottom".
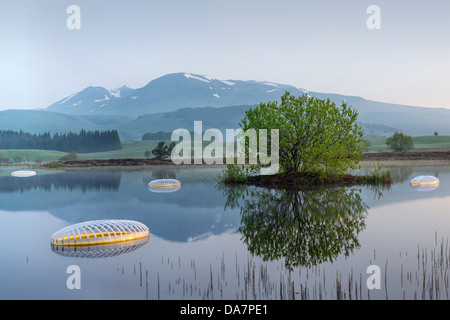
{"left": 144, "top": 150, "right": 152, "bottom": 159}
{"left": 240, "top": 92, "right": 366, "bottom": 176}
{"left": 151, "top": 141, "right": 176, "bottom": 159}
{"left": 385, "top": 132, "right": 414, "bottom": 152}
{"left": 13, "top": 156, "right": 23, "bottom": 164}
{"left": 60, "top": 152, "right": 78, "bottom": 161}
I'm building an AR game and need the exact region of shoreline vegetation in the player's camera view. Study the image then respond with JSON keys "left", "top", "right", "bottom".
{"left": 28, "top": 149, "right": 450, "bottom": 168}
{"left": 215, "top": 162, "right": 393, "bottom": 189}
{"left": 24, "top": 150, "right": 450, "bottom": 190}
{"left": 3, "top": 149, "right": 450, "bottom": 188}
{"left": 6, "top": 149, "right": 447, "bottom": 189}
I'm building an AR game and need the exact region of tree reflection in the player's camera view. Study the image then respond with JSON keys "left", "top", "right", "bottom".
{"left": 218, "top": 184, "right": 370, "bottom": 270}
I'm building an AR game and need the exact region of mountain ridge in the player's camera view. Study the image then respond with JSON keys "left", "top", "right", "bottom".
{"left": 2, "top": 72, "right": 450, "bottom": 138}
{"left": 44, "top": 72, "right": 308, "bottom": 117}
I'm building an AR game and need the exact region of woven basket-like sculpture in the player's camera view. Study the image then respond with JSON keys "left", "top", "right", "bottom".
{"left": 148, "top": 179, "right": 181, "bottom": 193}
{"left": 50, "top": 220, "right": 149, "bottom": 247}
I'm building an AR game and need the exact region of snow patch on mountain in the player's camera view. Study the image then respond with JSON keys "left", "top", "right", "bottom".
{"left": 220, "top": 80, "right": 235, "bottom": 86}
{"left": 185, "top": 73, "right": 236, "bottom": 87}
{"left": 184, "top": 73, "right": 210, "bottom": 83}
{"left": 262, "top": 82, "right": 279, "bottom": 88}
{"left": 109, "top": 90, "right": 121, "bottom": 98}
{"left": 60, "top": 93, "right": 76, "bottom": 105}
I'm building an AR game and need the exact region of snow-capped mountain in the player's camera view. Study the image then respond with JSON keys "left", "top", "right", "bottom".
{"left": 38, "top": 72, "right": 450, "bottom": 137}
{"left": 46, "top": 85, "right": 136, "bottom": 114}
{"left": 45, "top": 73, "right": 307, "bottom": 117}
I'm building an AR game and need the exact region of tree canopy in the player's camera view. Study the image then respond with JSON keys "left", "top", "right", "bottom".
{"left": 385, "top": 132, "right": 414, "bottom": 152}
{"left": 0, "top": 129, "right": 122, "bottom": 153}
{"left": 240, "top": 92, "right": 366, "bottom": 176}
{"left": 151, "top": 141, "right": 176, "bottom": 159}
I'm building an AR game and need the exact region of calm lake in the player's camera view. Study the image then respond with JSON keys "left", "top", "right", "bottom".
{"left": 1, "top": 165, "right": 450, "bottom": 300}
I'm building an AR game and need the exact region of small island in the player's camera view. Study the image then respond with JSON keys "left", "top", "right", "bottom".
{"left": 216, "top": 92, "right": 393, "bottom": 190}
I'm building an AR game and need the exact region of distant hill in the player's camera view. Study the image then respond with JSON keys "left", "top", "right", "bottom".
{"left": 1, "top": 72, "right": 450, "bottom": 138}
{"left": 0, "top": 109, "right": 131, "bottom": 135}
{"left": 118, "top": 105, "right": 400, "bottom": 141}
{"left": 0, "top": 103, "right": 436, "bottom": 141}
{"left": 117, "top": 105, "right": 255, "bottom": 140}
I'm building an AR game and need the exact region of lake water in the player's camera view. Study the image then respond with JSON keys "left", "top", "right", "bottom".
{"left": 1, "top": 165, "right": 450, "bottom": 300}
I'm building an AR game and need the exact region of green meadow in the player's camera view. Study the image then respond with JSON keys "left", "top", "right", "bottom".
{"left": 0, "top": 140, "right": 211, "bottom": 164}
{"left": 368, "top": 135, "right": 450, "bottom": 151}
{"left": 2, "top": 135, "right": 450, "bottom": 164}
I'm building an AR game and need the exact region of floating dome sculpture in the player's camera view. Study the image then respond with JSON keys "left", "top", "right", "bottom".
{"left": 50, "top": 220, "right": 149, "bottom": 247}
{"left": 148, "top": 179, "right": 181, "bottom": 193}
{"left": 11, "top": 170, "right": 36, "bottom": 178}
{"left": 51, "top": 237, "right": 149, "bottom": 258}
{"left": 410, "top": 175, "right": 440, "bottom": 192}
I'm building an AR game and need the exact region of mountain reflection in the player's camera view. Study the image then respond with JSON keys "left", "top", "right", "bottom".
{"left": 0, "top": 171, "right": 121, "bottom": 193}
{"left": 218, "top": 184, "right": 371, "bottom": 269}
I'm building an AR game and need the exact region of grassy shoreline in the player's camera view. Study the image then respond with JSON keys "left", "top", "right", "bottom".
{"left": 2, "top": 149, "right": 450, "bottom": 191}
{"left": 2, "top": 137, "right": 450, "bottom": 168}
{"left": 24, "top": 149, "right": 450, "bottom": 168}
{"left": 241, "top": 171, "right": 392, "bottom": 190}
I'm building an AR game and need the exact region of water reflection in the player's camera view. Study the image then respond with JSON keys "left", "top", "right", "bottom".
{"left": 218, "top": 184, "right": 372, "bottom": 269}
{"left": 51, "top": 237, "right": 149, "bottom": 258}
{"left": 0, "top": 171, "right": 121, "bottom": 193}
{"left": 0, "top": 168, "right": 398, "bottom": 248}
{"left": 0, "top": 169, "right": 241, "bottom": 242}
{"left": 146, "top": 168, "right": 178, "bottom": 180}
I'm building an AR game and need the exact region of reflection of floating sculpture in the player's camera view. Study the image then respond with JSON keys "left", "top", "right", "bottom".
{"left": 148, "top": 179, "right": 181, "bottom": 193}
{"left": 50, "top": 220, "right": 149, "bottom": 247}
{"left": 410, "top": 175, "right": 440, "bottom": 192}
{"left": 11, "top": 170, "right": 36, "bottom": 178}
{"left": 51, "top": 237, "right": 149, "bottom": 258}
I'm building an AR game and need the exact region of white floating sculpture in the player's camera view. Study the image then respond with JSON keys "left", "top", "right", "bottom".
{"left": 11, "top": 170, "right": 36, "bottom": 178}
{"left": 50, "top": 220, "right": 149, "bottom": 247}
{"left": 148, "top": 179, "right": 181, "bottom": 193}
{"left": 410, "top": 175, "right": 440, "bottom": 192}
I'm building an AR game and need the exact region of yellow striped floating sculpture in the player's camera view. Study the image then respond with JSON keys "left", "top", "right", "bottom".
{"left": 51, "top": 237, "right": 149, "bottom": 258}
{"left": 50, "top": 220, "right": 149, "bottom": 247}
{"left": 148, "top": 179, "right": 181, "bottom": 193}
{"left": 11, "top": 170, "right": 36, "bottom": 178}
{"left": 410, "top": 175, "right": 440, "bottom": 192}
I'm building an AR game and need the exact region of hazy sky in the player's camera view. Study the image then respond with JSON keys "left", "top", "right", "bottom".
{"left": 0, "top": 0, "right": 449, "bottom": 110}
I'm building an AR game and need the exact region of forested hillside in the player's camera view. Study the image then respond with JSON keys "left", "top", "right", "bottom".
{"left": 0, "top": 129, "right": 122, "bottom": 153}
